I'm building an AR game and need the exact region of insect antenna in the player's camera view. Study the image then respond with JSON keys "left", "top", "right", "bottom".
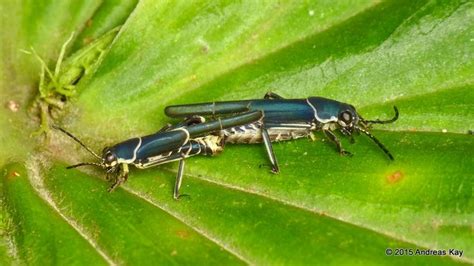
{"left": 363, "top": 106, "right": 399, "bottom": 125}
{"left": 52, "top": 125, "right": 102, "bottom": 160}
{"left": 67, "top": 162, "right": 104, "bottom": 169}
{"left": 354, "top": 125, "right": 394, "bottom": 160}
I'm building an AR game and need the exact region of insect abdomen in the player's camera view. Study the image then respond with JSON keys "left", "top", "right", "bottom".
{"left": 193, "top": 135, "right": 224, "bottom": 156}
{"left": 223, "top": 122, "right": 311, "bottom": 144}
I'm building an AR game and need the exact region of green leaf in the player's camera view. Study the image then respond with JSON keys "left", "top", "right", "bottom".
{"left": 0, "top": 0, "right": 472, "bottom": 264}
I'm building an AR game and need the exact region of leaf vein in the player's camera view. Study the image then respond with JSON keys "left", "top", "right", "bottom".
{"left": 162, "top": 167, "right": 473, "bottom": 264}
{"left": 121, "top": 186, "right": 254, "bottom": 265}
{"left": 26, "top": 157, "right": 117, "bottom": 265}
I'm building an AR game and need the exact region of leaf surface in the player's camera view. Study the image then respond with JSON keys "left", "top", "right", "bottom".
{"left": 0, "top": 0, "right": 472, "bottom": 264}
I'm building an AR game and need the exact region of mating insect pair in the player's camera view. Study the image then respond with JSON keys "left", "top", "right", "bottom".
{"left": 57, "top": 92, "right": 398, "bottom": 199}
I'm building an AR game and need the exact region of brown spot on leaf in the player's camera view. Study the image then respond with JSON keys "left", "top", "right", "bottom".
{"left": 176, "top": 229, "right": 191, "bottom": 239}
{"left": 387, "top": 171, "right": 404, "bottom": 184}
{"left": 6, "top": 171, "right": 20, "bottom": 180}
{"left": 83, "top": 37, "right": 94, "bottom": 45}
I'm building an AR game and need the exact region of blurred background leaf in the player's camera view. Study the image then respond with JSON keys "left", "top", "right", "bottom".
{"left": 0, "top": 0, "right": 472, "bottom": 264}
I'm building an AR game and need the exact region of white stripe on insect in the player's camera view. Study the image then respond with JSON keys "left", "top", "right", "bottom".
{"left": 171, "top": 127, "right": 191, "bottom": 145}
{"left": 120, "top": 137, "right": 143, "bottom": 164}
{"left": 306, "top": 98, "right": 337, "bottom": 123}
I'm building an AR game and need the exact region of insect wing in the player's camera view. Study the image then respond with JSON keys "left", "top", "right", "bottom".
{"left": 166, "top": 99, "right": 314, "bottom": 123}
{"left": 185, "top": 110, "right": 263, "bottom": 137}
{"left": 165, "top": 100, "right": 251, "bottom": 117}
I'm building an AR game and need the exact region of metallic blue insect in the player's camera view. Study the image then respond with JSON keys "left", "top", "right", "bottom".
{"left": 165, "top": 92, "right": 399, "bottom": 173}
{"left": 55, "top": 110, "right": 263, "bottom": 199}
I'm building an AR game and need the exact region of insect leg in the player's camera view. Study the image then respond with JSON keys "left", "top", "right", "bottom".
{"left": 178, "top": 115, "right": 206, "bottom": 127}
{"left": 54, "top": 31, "right": 75, "bottom": 77}
{"left": 261, "top": 123, "right": 280, "bottom": 173}
{"left": 173, "top": 159, "right": 185, "bottom": 200}
{"left": 349, "top": 135, "right": 355, "bottom": 144}
{"left": 159, "top": 116, "right": 206, "bottom": 133}
{"left": 323, "top": 130, "right": 353, "bottom": 157}
{"left": 340, "top": 128, "right": 355, "bottom": 144}
{"left": 157, "top": 123, "right": 173, "bottom": 133}
{"left": 108, "top": 164, "right": 129, "bottom": 192}
{"left": 264, "top": 92, "right": 285, "bottom": 99}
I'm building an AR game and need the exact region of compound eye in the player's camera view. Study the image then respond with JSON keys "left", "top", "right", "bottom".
{"left": 339, "top": 111, "right": 353, "bottom": 124}
{"left": 105, "top": 152, "right": 116, "bottom": 163}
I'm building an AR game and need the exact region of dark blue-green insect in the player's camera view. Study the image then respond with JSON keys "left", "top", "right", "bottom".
{"left": 165, "top": 92, "right": 399, "bottom": 173}
{"left": 55, "top": 110, "right": 263, "bottom": 199}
